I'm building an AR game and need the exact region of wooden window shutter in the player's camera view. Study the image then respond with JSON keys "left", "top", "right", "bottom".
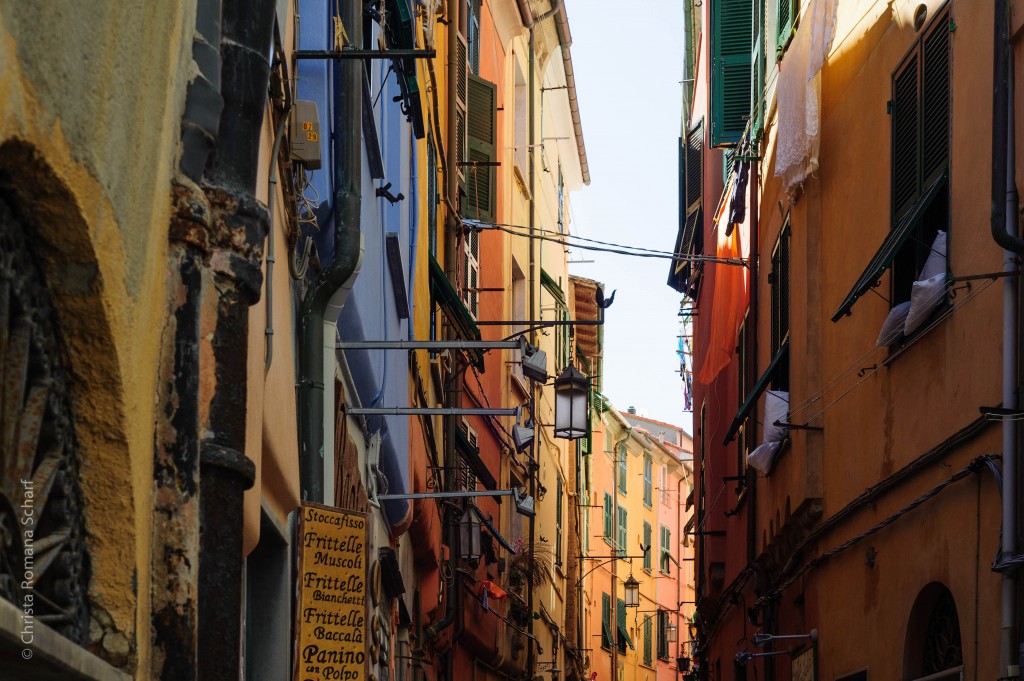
{"left": 618, "top": 507, "right": 627, "bottom": 555}
{"left": 643, "top": 522, "right": 652, "bottom": 569}
{"left": 465, "top": 73, "right": 497, "bottom": 221}
{"left": 604, "top": 492, "right": 612, "bottom": 537}
{"left": 920, "top": 13, "right": 950, "bottom": 187}
{"left": 644, "top": 616, "right": 653, "bottom": 664}
{"left": 891, "top": 53, "right": 920, "bottom": 221}
{"left": 711, "top": 0, "right": 753, "bottom": 147}
{"left": 777, "top": 0, "right": 796, "bottom": 53}
{"left": 685, "top": 120, "right": 704, "bottom": 211}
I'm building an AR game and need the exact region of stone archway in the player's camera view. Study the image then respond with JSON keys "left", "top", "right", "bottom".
{"left": 0, "top": 141, "right": 136, "bottom": 670}
{"left": 903, "top": 582, "right": 963, "bottom": 680}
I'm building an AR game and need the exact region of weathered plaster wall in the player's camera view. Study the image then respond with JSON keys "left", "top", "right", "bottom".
{"left": 0, "top": 0, "right": 197, "bottom": 672}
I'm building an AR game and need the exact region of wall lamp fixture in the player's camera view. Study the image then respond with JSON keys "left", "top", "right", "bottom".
{"left": 735, "top": 651, "right": 788, "bottom": 666}
{"left": 752, "top": 629, "right": 818, "bottom": 646}
{"left": 378, "top": 487, "right": 536, "bottom": 517}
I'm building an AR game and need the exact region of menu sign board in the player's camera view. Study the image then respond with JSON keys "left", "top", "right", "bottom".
{"left": 295, "top": 503, "right": 369, "bottom": 681}
{"left": 791, "top": 647, "right": 816, "bottom": 681}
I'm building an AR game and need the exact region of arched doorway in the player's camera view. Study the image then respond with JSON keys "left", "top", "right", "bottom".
{"left": 903, "top": 583, "right": 963, "bottom": 680}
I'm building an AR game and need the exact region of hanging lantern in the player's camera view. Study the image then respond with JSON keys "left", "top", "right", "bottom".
{"left": 623, "top": 573, "right": 640, "bottom": 608}
{"left": 553, "top": 366, "right": 589, "bottom": 439}
{"left": 667, "top": 621, "right": 678, "bottom": 643}
{"left": 459, "top": 510, "right": 482, "bottom": 561}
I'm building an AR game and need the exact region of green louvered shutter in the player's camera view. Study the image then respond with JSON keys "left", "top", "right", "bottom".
{"left": 891, "top": 53, "right": 920, "bottom": 221}
{"left": 465, "top": 73, "right": 497, "bottom": 221}
{"left": 643, "top": 616, "right": 653, "bottom": 665}
{"left": 618, "top": 507, "right": 627, "bottom": 556}
{"left": 602, "top": 593, "right": 612, "bottom": 648}
{"left": 602, "top": 491, "right": 610, "bottom": 540}
{"left": 777, "top": 0, "right": 796, "bottom": 54}
{"left": 711, "top": 0, "right": 753, "bottom": 147}
{"left": 920, "top": 13, "right": 949, "bottom": 189}
{"left": 643, "top": 522, "right": 652, "bottom": 570}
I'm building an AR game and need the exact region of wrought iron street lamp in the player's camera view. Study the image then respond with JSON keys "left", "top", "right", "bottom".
{"left": 667, "top": 621, "right": 678, "bottom": 643}
{"left": 623, "top": 573, "right": 640, "bottom": 608}
{"left": 553, "top": 365, "right": 589, "bottom": 439}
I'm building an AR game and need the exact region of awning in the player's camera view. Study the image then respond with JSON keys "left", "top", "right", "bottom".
{"left": 470, "top": 504, "right": 516, "bottom": 554}
{"left": 831, "top": 173, "right": 947, "bottom": 321}
{"left": 429, "top": 255, "right": 484, "bottom": 369}
{"left": 455, "top": 426, "right": 497, "bottom": 490}
{"left": 722, "top": 341, "right": 789, "bottom": 445}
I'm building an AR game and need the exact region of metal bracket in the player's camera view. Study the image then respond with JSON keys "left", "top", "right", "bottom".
{"left": 295, "top": 49, "right": 436, "bottom": 60}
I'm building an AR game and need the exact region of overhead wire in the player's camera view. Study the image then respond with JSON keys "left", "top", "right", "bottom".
{"left": 785, "top": 275, "right": 998, "bottom": 425}
{"left": 461, "top": 219, "right": 748, "bottom": 266}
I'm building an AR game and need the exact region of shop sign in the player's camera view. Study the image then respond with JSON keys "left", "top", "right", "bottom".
{"left": 294, "top": 503, "right": 369, "bottom": 681}
{"left": 791, "top": 646, "right": 816, "bottom": 681}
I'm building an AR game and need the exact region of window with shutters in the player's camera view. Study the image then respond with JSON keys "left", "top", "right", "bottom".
{"left": 428, "top": 139, "right": 438, "bottom": 257}
{"left": 657, "top": 610, "right": 669, "bottom": 660}
{"left": 643, "top": 521, "right": 653, "bottom": 571}
{"left": 777, "top": 0, "right": 797, "bottom": 55}
{"left": 769, "top": 224, "right": 791, "bottom": 391}
{"left": 659, "top": 525, "right": 672, "bottom": 573}
{"left": 617, "top": 446, "right": 627, "bottom": 495}
{"left": 603, "top": 492, "right": 613, "bottom": 539}
{"left": 643, "top": 615, "right": 653, "bottom": 665}
{"left": 617, "top": 507, "right": 628, "bottom": 556}
{"left": 463, "top": 73, "right": 497, "bottom": 222}
{"left": 711, "top": 0, "right": 753, "bottom": 147}
{"left": 660, "top": 464, "right": 669, "bottom": 505}
{"left": 462, "top": 228, "right": 480, "bottom": 318}
{"left": 643, "top": 454, "right": 653, "bottom": 507}
{"left": 617, "top": 598, "right": 634, "bottom": 650}
{"left": 467, "top": 0, "right": 481, "bottom": 75}
{"left": 671, "top": 120, "right": 705, "bottom": 297}
{"left": 602, "top": 593, "right": 612, "bottom": 649}
{"left": 513, "top": 60, "right": 529, "bottom": 190}
{"left": 890, "top": 10, "right": 950, "bottom": 306}
{"left": 555, "top": 476, "right": 563, "bottom": 567}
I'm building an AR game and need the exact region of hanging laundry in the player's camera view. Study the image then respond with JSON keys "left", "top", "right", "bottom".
{"left": 696, "top": 188, "right": 748, "bottom": 385}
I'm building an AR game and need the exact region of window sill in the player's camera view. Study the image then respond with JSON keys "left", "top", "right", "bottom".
{"left": 643, "top": 501, "right": 652, "bottom": 509}
{"left": 883, "top": 301, "right": 950, "bottom": 367}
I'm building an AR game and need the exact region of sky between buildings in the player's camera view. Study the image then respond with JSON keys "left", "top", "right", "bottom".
{"left": 564, "top": 0, "right": 693, "bottom": 435}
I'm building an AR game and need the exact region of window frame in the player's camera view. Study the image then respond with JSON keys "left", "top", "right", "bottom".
{"left": 643, "top": 454, "right": 653, "bottom": 507}
{"left": 643, "top": 521, "right": 653, "bottom": 571}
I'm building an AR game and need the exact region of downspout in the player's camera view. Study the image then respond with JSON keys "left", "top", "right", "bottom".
{"left": 747, "top": 159, "right": 759, "bottom": 569}
{"left": 298, "top": 0, "right": 364, "bottom": 503}
{"left": 991, "top": 1, "right": 1022, "bottom": 675}
{"left": 196, "top": 0, "right": 276, "bottom": 677}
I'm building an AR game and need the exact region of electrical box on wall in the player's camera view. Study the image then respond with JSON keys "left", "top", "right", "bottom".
{"left": 291, "top": 100, "right": 322, "bottom": 170}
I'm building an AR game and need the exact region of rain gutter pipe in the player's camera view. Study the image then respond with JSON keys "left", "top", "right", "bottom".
{"left": 298, "top": 0, "right": 364, "bottom": 503}
{"left": 992, "top": 1, "right": 1022, "bottom": 675}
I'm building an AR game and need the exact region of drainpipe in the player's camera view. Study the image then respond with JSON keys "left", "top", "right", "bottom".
{"left": 991, "top": 1, "right": 1022, "bottom": 675}
{"left": 298, "top": 0, "right": 364, "bottom": 503}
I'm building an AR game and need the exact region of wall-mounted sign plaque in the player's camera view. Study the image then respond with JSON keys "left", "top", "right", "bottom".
{"left": 294, "top": 503, "right": 369, "bottom": 681}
